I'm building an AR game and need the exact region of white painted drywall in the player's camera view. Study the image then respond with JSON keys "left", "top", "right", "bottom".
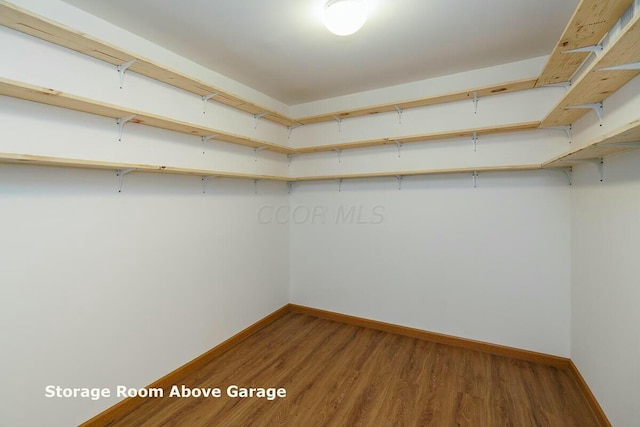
{"left": 0, "top": 165, "right": 290, "bottom": 427}
{"left": 569, "top": 75, "right": 640, "bottom": 427}
{"left": 289, "top": 171, "right": 571, "bottom": 356}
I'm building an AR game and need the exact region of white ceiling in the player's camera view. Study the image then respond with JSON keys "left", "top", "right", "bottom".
{"left": 61, "top": 0, "right": 578, "bottom": 105}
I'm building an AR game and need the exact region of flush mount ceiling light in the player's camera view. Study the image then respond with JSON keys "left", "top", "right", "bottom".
{"left": 323, "top": 0, "right": 368, "bottom": 36}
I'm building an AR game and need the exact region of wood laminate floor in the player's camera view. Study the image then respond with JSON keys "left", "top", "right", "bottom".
{"left": 108, "top": 312, "right": 600, "bottom": 426}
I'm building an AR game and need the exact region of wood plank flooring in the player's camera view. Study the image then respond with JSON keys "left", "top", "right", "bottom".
{"left": 106, "top": 313, "right": 600, "bottom": 426}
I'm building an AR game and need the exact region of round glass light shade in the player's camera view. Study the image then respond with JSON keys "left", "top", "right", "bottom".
{"left": 323, "top": 0, "right": 368, "bottom": 36}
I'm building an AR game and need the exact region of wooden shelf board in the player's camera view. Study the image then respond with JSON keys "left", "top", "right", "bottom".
{"left": 294, "top": 165, "right": 543, "bottom": 182}
{"left": 543, "top": 118, "right": 640, "bottom": 167}
{"left": 0, "top": 153, "right": 290, "bottom": 181}
{"left": 0, "top": 78, "right": 295, "bottom": 154}
{"left": 0, "top": 1, "right": 300, "bottom": 127}
{"left": 295, "top": 79, "right": 538, "bottom": 125}
{"left": 295, "top": 122, "right": 541, "bottom": 153}
{"left": 541, "top": 10, "right": 640, "bottom": 127}
{"left": 536, "top": 0, "right": 633, "bottom": 87}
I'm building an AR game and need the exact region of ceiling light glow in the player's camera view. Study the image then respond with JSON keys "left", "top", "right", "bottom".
{"left": 323, "top": 0, "right": 368, "bottom": 36}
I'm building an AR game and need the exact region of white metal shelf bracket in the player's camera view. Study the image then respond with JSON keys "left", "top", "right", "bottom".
{"left": 254, "top": 179, "right": 261, "bottom": 196}
{"left": 564, "top": 167, "right": 573, "bottom": 186}
{"left": 117, "top": 59, "right": 137, "bottom": 89}
{"left": 473, "top": 170, "right": 478, "bottom": 188}
{"left": 472, "top": 131, "right": 478, "bottom": 152}
{"left": 333, "top": 116, "right": 343, "bottom": 133}
{"left": 395, "top": 105, "right": 403, "bottom": 124}
{"left": 287, "top": 124, "right": 303, "bottom": 139}
{"left": 202, "top": 92, "right": 220, "bottom": 114}
{"left": 201, "top": 175, "right": 218, "bottom": 193}
{"left": 332, "top": 149, "right": 343, "bottom": 163}
{"left": 116, "top": 168, "right": 135, "bottom": 193}
{"left": 254, "top": 146, "right": 267, "bottom": 162}
{"left": 201, "top": 134, "right": 218, "bottom": 154}
{"left": 336, "top": 178, "right": 343, "bottom": 192}
{"left": 116, "top": 114, "right": 137, "bottom": 142}
{"left": 572, "top": 158, "right": 604, "bottom": 182}
{"left": 254, "top": 112, "right": 268, "bottom": 129}
{"left": 542, "top": 81, "right": 572, "bottom": 91}
{"left": 597, "top": 61, "right": 640, "bottom": 72}
{"left": 396, "top": 175, "right": 403, "bottom": 191}
{"left": 563, "top": 44, "right": 603, "bottom": 57}
{"left": 287, "top": 182, "right": 294, "bottom": 194}
{"left": 548, "top": 125, "right": 573, "bottom": 143}
{"left": 472, "top": 91, "right": 479, "bottom": 114}
{"left": 287, "top": 154, "right": 295, "bottom": 166}
{"left": 393, "top": 140, "right": 403, "bottom": 158}
{"left": 564, "top": 102, "right": 603, "bottom": 125}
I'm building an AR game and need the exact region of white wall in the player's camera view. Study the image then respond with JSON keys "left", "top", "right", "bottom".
{"left": 289, "top": 171, "right": 571, "bottom": 356}
{"left": 0, "top": 3, "right": 290, "bottom": 426}
{"left": 570, "top": 75, "right": 640, "bottom": 427}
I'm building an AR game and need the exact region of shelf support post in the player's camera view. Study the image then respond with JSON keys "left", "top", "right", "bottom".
{"left": 116, "top": 114, "right": 137, "bottom": 142}
{"left": 563, "top": 102, "right": 603, "bottom": 126}
{"left": 254, "top": 112, "right": 268, "bottom": 129}
{"left": 472, "top": 91, "right": 479, "bottom": 114}
{"left": 117, "top": 59, "right": 137, "bottom": 89}
{"left": 202, "top": 92, "right": 220, "bottom": 114}
{"left": 116, "top": 168, "right": 135, "bottom": 193}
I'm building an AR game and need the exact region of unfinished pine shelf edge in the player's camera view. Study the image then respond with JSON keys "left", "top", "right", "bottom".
{"left": 0, "top": 0, "right": 300, "bottom": 128}
{"left": 0, "top": 152, "right": 290, "bottom": 181}
{"left": 536, "top": 0, "right": 634, "bottom": 87}
{"left": 295, "top": 78, "right": 538, "bottom": 125}
{"left": 541, "top": 6, "right": 640, "bottom": 127}
{"left": 543, "top": 118, "right": 640, "bottom": 168}
{"left": 295, "top": 122, "right": 542, "bottom": 154}
{"left": 0, "top": 78, "right": 295, "bottom": 155}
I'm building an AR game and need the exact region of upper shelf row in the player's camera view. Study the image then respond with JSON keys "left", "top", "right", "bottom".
{"left": 0, "top": 78, "right": 542, "bottom": 156}
{"left": 1, "top": 0, "right": 638, "bottom": 131}
{"left": 0, "top": 1, "right": 544, "bottom": 130}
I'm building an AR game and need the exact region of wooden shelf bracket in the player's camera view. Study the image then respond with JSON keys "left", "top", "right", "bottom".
{"left": 116, "top": 168, "right": 135, "bottom": 192}
{"left": 564, "top": 102, "right": 603, "bottom": 125}
{"left": 116, "top": 59, "right": 137, "bottom": 89}
{"left": 116, "top": 114, "right": 137, "bottom": 142}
